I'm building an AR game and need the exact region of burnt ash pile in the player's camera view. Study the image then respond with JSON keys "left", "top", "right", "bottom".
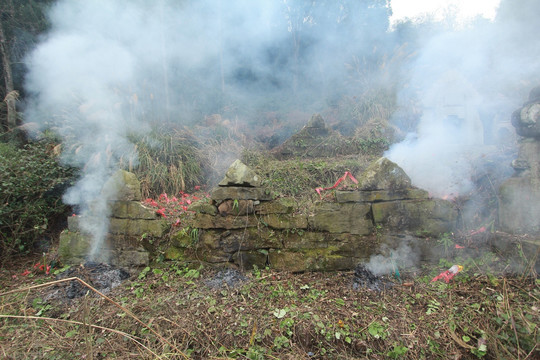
{"left": 44, "top": 263, "right": 130, "bottom": 301}
{"left": 352, "top": 264, "right": 394, "bottom": 292}
{"left": 204, "top": 269, "right": 249, "bottom": 290}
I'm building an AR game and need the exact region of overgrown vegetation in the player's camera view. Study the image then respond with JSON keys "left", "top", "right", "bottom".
{"left": 242, "top": 151, "right": 377, "bottom": 198}
{"left": 126, "top": 129, "right": 207, "bottom": 199}
{"left": 0, "top": 140, "right": 75, "bottom": 260}
{"left": 0, "top": 250, "right": 538, "bottom": 359}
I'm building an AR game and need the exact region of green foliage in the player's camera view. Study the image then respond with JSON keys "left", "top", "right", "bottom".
{"left": 126, "top": 128, "right": 206, "bottom": 198}
{"left": 367, "top": 321, "right": 388, "bottom": 339}
{"left": 0, "top": 141, "right": 75, "bottom": 258}
{"left": 387, "top": 343, "right": 408, "bottom": 358}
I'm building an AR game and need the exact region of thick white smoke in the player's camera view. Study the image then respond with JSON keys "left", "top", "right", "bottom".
{"left": 366, "top": 241, "right": 419, "bottom": 276}
{"left": 386, "top": 0, "right": 540, "bottom": 197}
{"left": 23, "top": 0, "right": 392, "bottom": 260}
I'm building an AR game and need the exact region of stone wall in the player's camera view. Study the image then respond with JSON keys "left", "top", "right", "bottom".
{"left": 166, "top": 158, "right": 458, "bottom": 271}
{"left": 59, "top": 170, "right": 167, "bottom": 267}
{"left": 499, "top": 86, "right": 540, "bottom": 234}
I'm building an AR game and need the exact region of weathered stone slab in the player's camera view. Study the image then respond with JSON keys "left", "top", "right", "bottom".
{"left": 189, "top": 201, "right": 218, "bottom": 215}
{"left": 358, "top": 157, "right": 411, "bottom": 190}
{"left": 193, "top": 247, "right": 232, "bottom": 263}
{"left": 372, "top": 199, "right": 457, "bottom": 236}
{"left": 108, "top": 218, "right": 167, "bottom": 237}
{"left": 255, "top": 197, "right": 296, "bottom": 214}
{"left": 499, "top": 177, "right": 540, "bottom": 233}
{"left": 283, "top": 231, "right": 327, "bottom": 249}
{"left": 196, "top": 228, "right": 283, "bottom": 252}
{"left": 102, "top": 170, "right": 142, "bottom": 201}
{"left": 261, "top": 213, "right": 308, "bottom": 230}
{"left": 220, "top": 228, "right": 283, "bottom": 252}
{"left": 323, "top": 233, "right": 378, "bottom": 259}
{"left": 211, "top": 186, "right": 273, "bottom": 201}
{"left": 164, "top": 246, "right": 185, "bottom": 260}
{"left": 59, "top": 230, "right": 150, "bottom": 264}
{"left": 281, "top": 232, "right": 378, "bottom": 263}
{"left": 110, "top": 201, "right": 158, "bottom": 219}
{"left": 67, "top": 215, "right": 82, "bottom": 232}
{"left": 268, "top": 250, "right": 306, "bottom": 272}
{"left": 106, "top": 235, "right": 146, "bottom": 250}
{"left": 59, "top": 231, "right": 92, "bottom": 263}
{"left": 269, "top": 249, "right": 356, "bottom": 272}
{"left": 218, "top": 159, "right": 262, "bottom": 187}
{"left": 171, "top": 229, "right": 197, "bottom": 248}
{"left": 194, "top": 213, "right": 259, "bottom": 229}
{"left": 336, "top": 189, "right": 429, "bottom": 203}
{"left": 511, "top": 139, "right": 540, "bottom": 177}
{"left": 308, "top": 203, "right": 373, "bottom": 235}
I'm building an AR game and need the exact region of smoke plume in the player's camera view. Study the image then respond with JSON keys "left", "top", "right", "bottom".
{"left": 23, "top": 0, "right": 393, "bottom": 259}
{"left": 386, "top": 0, "right": 540, "bottom": 197}
{"left": 366, "top": 240, "right": 419, "bottom": 276}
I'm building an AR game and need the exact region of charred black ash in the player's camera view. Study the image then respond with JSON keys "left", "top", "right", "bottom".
{"left": 204, "top": 269, "right": 249, "bottom": 290}
{"left": 352, "top": 264, "right": 393, "bottom": 292}
{"left": 45, "top": 262, "right": 130, "bottom": 301}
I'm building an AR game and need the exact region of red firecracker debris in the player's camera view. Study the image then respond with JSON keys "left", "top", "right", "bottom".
{"left": 431, "top": 265, "right": 463, "bottom": 283}
{"left": 315, "top": 171, "right": 358, "bottom": 198}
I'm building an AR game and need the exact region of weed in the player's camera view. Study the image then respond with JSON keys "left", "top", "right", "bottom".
{"left": 367, "top": 321, "right": 388, "bottom": 340}
{"left": 387, "top": 343, "right": 408, "bottom": 358}
{"left": 438, "top": 232, "right": 454, "bottom": 257}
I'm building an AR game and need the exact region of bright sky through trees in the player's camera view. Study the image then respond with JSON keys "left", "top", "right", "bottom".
{"left": 390, "top": 0, "right": 501, "bottom": 26}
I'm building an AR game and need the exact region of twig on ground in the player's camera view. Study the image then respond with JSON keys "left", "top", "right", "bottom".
{"left": 0, "top": 276, "right": 188, "bottom": 360}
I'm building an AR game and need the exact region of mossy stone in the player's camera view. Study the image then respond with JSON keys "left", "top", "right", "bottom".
{"left": 110, "top": 201, "right": 157, "bottom": 219}
{"left": 194, "top": 213, "right": 259, "bottom": 229}
{"left": 164, "top": 246, "right": 185, "bottom": 260}
{"left": 335, "top": 188, "right": 429, "bottom": 203}
{"left": 59, "top": 231, "right": 91, "bottom": 264}
{"left": 309, "top": 203, "right": 373, "bottom": 235}
{"left": 372, "top": 199, "right": 457, "bottom": 236}
{"left": 102, "top": 170, "right": 142, "bottom": 201}
{"left": 255, "top": 197, "right": 296, "bottom": 214}
{"left": 189, "top": 201, "right": 218, "bottom": 215}
{"left": 261, "top": 213, "right": 308, "bottom": 230}
{"left": 108, "top": 218, "right": 168, "bottom": 236}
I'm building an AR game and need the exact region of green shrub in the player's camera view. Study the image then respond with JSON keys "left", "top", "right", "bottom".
{"left": 0, "top": 141, "right": 76, "bottom": 258}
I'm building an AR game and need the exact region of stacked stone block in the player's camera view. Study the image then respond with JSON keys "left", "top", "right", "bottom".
{"left": 499, "top": 86, "right": 540, "bottom": 234}
{"left": 168, "top": 158, "right": 458, "bottom": 272}
{"left": 59, "top": 170, "right": 167, "bottom": 267}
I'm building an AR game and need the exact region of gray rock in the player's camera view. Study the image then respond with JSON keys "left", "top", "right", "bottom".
{"left": 218, "top": 159, "right": 262, "bottom": 187}
{"left": 358, "top": 157, "right": 411, "bottom": 191}
{"left": 512, "top": 103, "right": 540, "bottom": 138}
{"left": 102, "top": 170, "right": 142, "bottom": 201}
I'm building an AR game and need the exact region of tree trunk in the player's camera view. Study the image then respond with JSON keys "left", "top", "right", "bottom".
{"left": 0, "top": 21, "right": 17, "bottom": 130}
